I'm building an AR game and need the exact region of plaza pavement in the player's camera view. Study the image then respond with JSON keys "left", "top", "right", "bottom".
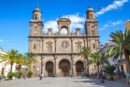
{"left": 0, "top": 77, "right": 129, "bottom": 87}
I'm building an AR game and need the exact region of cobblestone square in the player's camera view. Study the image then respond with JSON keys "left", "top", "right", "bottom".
{"left": 0, "top": 77, "right": 129, "bottom": 87}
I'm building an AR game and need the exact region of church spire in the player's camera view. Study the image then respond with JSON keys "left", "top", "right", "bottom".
{"left": 88, "top": 0, "right": 91, "bottom": 8}
{"left": 32, "top": 1, "right": 42, "bottom": 21}
{"left": 86, "top": 7, "right": 95, "bottom": 20}
{"left": 36, "top": 0, "right": 39, "bottom": 8}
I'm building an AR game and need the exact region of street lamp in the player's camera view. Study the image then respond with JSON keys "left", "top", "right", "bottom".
{"left": 40, "top": 56, "right": 44, "bottom": 80}
{"left": 24, "top": 56, "right": 28, "bottom": 79}
{"left": 98, "top": 44, "right": 105, "bottom": 83}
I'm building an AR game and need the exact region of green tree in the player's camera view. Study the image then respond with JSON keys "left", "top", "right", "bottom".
{"left": 103, "top": 60, "right": 115, "bottom": 80}
{"left": 16, "top": 53, "right": 25, "bottom": 72}
{"left": 2, "top": 49, "right": 18, "bottom": 72}
{"left": 25, "top": 52, "right": 36, "bottom": 71}
{"left": 109, "top": 30, "right": 130, "bottom": 73}
{"left": 79, "top": 47, "right": 91, "bottom": 75}
{"left": 87, "top": 52, "right": 101, "bottom": 77}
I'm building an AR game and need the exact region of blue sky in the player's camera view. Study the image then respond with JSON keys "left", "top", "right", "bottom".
{"left": 0, "top": 0, "right": 130, "bottom": 53}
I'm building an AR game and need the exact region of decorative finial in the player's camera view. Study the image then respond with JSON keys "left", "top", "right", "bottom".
{"left": 88, "top": 0, "right": 91, "bottom": 8}
{"left": 36, "top": 0, "right": 39, "bottom": 8}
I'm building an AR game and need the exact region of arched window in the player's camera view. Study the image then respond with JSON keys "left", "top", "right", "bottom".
{"left": 89, "top": 14, "right": 93, "bottom": 19}
{"left": 92, "top": 30, "right": 95, "bottom": 35}
{"left": 61, "top": 27, "right": 67, "bottom": 35}
{"left": 34, "top": 26, "right": 37, "bottom": 33}
{"left": 34, "top": 44, "right": 36, "bottom": 50}
{"left": 34, "top": 14, "right": 38, "bottom": 20}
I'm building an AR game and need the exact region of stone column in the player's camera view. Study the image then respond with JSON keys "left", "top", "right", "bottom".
{"left": 40, "top": 55, "right": 44, "bottom": 76}
{"left": 71, "top": 56, "right": 74, "bottom": 76}
{"left": 73, "top": 60, "right": 76, "bottom": 76}
{"left": 55, "top": 39, "right": 57, "bottom": 53}
{"left": 42, "top": 39, "right": 44, "bottom": 53}
{"left": 43, "top": 57, "right": 46, "bottom": 76}
{"left": 54, "top": 55, "right": 57, "bottom": 76}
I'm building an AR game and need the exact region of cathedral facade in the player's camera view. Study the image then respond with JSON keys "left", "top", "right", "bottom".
{"left": 29, "top": 6, "right": 99, "bottom": 77}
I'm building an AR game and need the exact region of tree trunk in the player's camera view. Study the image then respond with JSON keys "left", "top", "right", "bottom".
{"left": 18, "top": 65, "right": 21, "bottom": 71}
{"left": 85, "top": 57, "right": 89, "bottom": 76}
{"left": 97, "top": 63, "right": 100, "bottom": 78}
{"left": 125, "top": 50, "right": 130, "bottom": 73}
{"left": 18, "top": 65, "right": 22, "bottom": 78}
{"left": 10, "top": 62, "right": 13, "bottom": 72}
{"left": 110, "top": 74, "right": 114, "bottom": 80}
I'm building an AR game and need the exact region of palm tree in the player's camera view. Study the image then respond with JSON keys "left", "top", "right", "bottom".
{"left": 0, "top": 53, "right": 7, "bottom": 79}
{"left": 109, "top": 30, "right": 130, "bottom": 73}
{"left": 16, "top": 53, "right": 25, "bottom": 72}
{"left": 87, "top": 52, "right": 101, "bottom": 77}
{"left": 25, "top": 52, "right": 36, "bottom": 71}
{"left": 103, "top": 60, "right": 116, "bottom": 80}
{"left": 79, "top": 47, "right": 91, "bottom": 76}
{"left": 2, "top": 49, "right": 18, "bottom": 72}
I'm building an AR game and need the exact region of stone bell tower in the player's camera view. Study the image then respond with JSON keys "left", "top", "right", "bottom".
{"left": 84, "top": 7, "right": 98, "bottom": 36}
{"left": 29, "top": 6, "right": 43, "bottom": 36}
{"left": 84, "top": 7, "right": 99, "bottom": 51}
{"left": 125, "top": 20, "right": 130, "bottom": 31}
{"left": 57, "top": 18, "right": 71, "bottom": 35}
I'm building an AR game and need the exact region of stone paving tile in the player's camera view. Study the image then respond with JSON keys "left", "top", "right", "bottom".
{"left": 0, "top": 77, "right": 129, "bottom": 87}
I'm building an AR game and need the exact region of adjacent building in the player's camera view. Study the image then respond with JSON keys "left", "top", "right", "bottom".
{"left": 0, "top": 49, "right": 16, "bottom": 77}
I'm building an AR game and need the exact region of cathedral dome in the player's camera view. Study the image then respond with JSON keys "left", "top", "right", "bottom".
{"left": 34, "top": 6, "right": 41, "bottom": 12}
{"left": 87, "top": 7, "right": 94, "bottom": 12}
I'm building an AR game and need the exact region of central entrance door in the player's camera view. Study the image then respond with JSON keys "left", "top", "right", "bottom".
{"left": 59, "top": 59, "right": 71, "bottom": 77}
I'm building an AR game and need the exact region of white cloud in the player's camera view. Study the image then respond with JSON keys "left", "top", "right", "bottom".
{"left": 99, "top": 24, "right": 109, "bottom": 31}
{"left": 0, "top": 39, "right": 3, "bottom": 43}
{"left": 62, "top": 14, "right": 85, "bottom": 23}
{"left": 96, "top": 0, "right": 128, "bottom": 16}
{"left": 112, "top": 20, "right": 123, "bottom": 26}
{"left": 44, "top": 21, "right": 57, "bottom": 32}
{"left": 99, "top": 20, "right": 123, "bottom": 31}
{"left": 44, "top": 14, "right": 85, "bottom": 33}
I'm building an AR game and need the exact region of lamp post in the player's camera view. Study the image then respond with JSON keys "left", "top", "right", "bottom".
{"left": 24, "top": 56, "right": 28, "bottom": 79}
{"left": 40, "top": 55, "right": 44, "bottom": 80}
{"left": 97, "top": 44, "right": 105, "bottom": 83}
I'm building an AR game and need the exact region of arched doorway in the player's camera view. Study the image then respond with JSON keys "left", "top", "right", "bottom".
{"left": 46, "top": 61, "right": 54, "bottom": 77}
{"left": 76, "top": 61, "right": 84, "bottom": 76}
{"left": 59, "top": 59, "right": 71, "bottom": 77}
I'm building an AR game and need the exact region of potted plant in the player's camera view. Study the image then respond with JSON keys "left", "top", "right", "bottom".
{"left": 14, "top": 71, "right": 18, "bottom": 78}
{"left": 27, "top": 71, "right": 33, "bottom": 78}
{"left": 103, "top": 65, "right": 115, "bottom": 80}
{"left": 18, "top": 71, "right": 23, "bottom": 79}
{"left": 7, "top": 71, "right": 14, "bottom": 80}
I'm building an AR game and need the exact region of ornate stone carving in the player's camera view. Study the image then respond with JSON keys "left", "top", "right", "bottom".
{"left": 75, "top": 41, "right": 82, "bottom": 52}
{"left": 46, "top": 41, "right": 53, "bottom": 52}
{"left": 61, "top": 40, "right": 69, "bottom": 49}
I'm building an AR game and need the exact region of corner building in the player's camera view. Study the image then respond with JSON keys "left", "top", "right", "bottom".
{"left": 29, "top": 6, "right": 99, "bottom": 77}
